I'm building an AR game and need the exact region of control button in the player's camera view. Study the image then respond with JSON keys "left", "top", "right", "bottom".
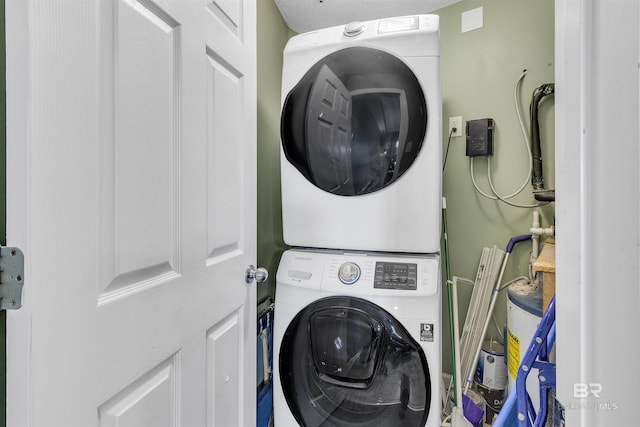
{"left": 338, "top": 262, "right": 361, "bottom": 285}
{"left": 343, "top": 21, "right": 365, "bottom": 37}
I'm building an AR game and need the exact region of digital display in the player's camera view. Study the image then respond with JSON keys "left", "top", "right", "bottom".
{"left": 373, "top": 262, "right": 418, "bottom": 290}
{"left": 378, "top": 16, "right": 420, "bottom": 34}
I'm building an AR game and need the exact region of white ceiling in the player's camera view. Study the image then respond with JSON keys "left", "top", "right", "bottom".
{"left": 274, "top": 0, "right": 463, "bottom": 33}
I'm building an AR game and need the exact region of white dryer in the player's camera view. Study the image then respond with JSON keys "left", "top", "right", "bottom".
{"left": 273, "top": 249, "right": 441, "bottom": 427}
{"left": 280, "top": 15, "right": 442, "bottom": 253}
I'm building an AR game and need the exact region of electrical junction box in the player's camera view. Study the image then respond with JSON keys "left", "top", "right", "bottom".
{"left": 466, "top": 118, "right": 494, "bottom": 156}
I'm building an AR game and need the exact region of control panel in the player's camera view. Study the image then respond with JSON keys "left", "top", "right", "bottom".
{"left": 276, "top": 249, "right": 439, "bottom": 297}
{"left": 373, "top": 262, "right": 418, "bottom": 290}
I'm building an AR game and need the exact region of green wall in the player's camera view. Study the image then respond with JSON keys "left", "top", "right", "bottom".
{"left": 256, "top": 0, "right": 291, "bottom": 303}
{"left": 437, "top": 0, "right": 555, "bottom": 373}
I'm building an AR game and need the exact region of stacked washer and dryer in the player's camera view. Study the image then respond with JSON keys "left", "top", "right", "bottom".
{"left": 274, "top": 15, "right": 443, "bottom": 427}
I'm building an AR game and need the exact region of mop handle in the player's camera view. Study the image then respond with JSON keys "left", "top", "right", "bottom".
{"left": 506, "top": 234, "right": 534, "bottom": 254}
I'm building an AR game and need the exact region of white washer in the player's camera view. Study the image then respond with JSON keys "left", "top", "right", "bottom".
{"left": 273, "top": 249, "right": 441, "bottom": 427}
{"left": 280, "top": 15, "right": 442, "bottom": 253}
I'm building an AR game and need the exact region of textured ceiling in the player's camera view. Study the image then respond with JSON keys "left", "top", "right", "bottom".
{"left": 274, "top": 0, "right": 462, "bottom": 33}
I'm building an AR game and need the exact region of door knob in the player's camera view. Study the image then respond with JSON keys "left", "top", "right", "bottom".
{"left": 245, "top": 265, "right": 269, "bottom": 284}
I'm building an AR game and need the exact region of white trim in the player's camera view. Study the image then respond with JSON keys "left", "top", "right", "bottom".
{"left": 556, "top": 1, "right": 640, "bottom": 425}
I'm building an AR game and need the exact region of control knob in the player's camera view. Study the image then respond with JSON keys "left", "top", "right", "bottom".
{"left": 338, "top": 262, "right": 361, "bottom": 285}
{"left": 343, "top": 21, "right": 365, "bottom": 37}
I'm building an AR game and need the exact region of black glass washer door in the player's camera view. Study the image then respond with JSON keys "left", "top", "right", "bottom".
{"left": 279, "top": 296, "right": 431, "bottom": 427}
{"left": 281, "top": 47, "right": 428, "bottom": 196}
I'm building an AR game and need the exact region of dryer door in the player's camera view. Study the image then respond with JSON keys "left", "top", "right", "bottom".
{"left": 281, "top": 47, "right": 427, "bottom": 196}
{"left": 279, "top": 296, "right": 431, "bottom": 426}
{"left": 305, "top": 64, "right": 355, "bottom": 195}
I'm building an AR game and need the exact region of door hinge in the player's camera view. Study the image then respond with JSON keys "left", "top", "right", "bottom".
{"left": 0, "top": 247, "right": 24, "bottom": 310}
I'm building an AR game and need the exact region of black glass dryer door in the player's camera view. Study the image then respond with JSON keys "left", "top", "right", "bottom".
{"left": 279, "top": 296, "right": 431, "bottom": 427}
{"left": 306, "top": 64, "right": 354, "bottom": 195}
{"left": 281, "top": 47, "right": 428, "bottom": 196}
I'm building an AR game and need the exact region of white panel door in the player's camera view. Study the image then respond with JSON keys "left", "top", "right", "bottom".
{"left": 5, "top": 0, "right": 257, "bottom": 426}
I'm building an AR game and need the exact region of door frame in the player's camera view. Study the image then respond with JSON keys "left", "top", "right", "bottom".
{"left": 0, "top": 0, "right": 6, "bottom": 424}
{"left": 555, "top": 0, "right": 639, "bottom": 425}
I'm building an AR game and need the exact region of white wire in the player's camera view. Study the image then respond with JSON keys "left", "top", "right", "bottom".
{"left": 487, "top": 157, "right": 544, "bottom": 208}
{"left": 469, "top": 70, "right": 541, "bottom": 208}
{"left": 471, "top": 154, "right": 541, "bottom": 208}
{"left": 487, "top": 149, "right": 520, "bottom": 198}
{"left": 515, "top": 69, "right": 534, "bottom": 183}
{"left": 491, "top": 313, "right": 504, "bottom": 343}
{"left": 470, "top": 157, "right": 497, "bottom": 200}
{"left": 448, "top": 276, "right": 475, "bottom": 287}
{"left": 497, "top": 275, "right": 531, "bottom": 292}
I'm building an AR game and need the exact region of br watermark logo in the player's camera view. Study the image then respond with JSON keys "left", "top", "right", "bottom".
{"left": 569, "top": 383, "right": 619, "bottom": 411}
{"left": 573, "top": 383, "right": 602, "bottom": 398}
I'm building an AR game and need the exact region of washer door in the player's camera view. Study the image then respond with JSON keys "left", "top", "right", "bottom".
{"left": 279, "top": 296, "right": 431, "bottom": 426}
{"left": 281, "top": 47, "right": 428, "bottom": 196}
